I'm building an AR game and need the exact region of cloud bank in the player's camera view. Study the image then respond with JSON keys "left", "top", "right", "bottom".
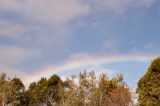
{"left": 0, "top": 45, "right": 40, "bottom": 66}
{"left": 0, "top": 0, "right": 90, "bottom": 24}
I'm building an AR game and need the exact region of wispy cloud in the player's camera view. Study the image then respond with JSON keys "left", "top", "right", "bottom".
{"left": 86, "top": 0, "right": 157, "bottom": 25}
{"left": 102, "top": 38, "right": 119, "bottom": 54}
{"left": 129, "top": 42, "right": 158, "bottom": 55}
{"left": 0, "top": 0, "right": 90, "bottom": 25}
{"left": 0, "top": 45, "right": 41, "bottom": 66}
{"left": 0, "top": 45, "right": 41, "bottom": 82}
{"left": 91, "top": 0, "right": 156, "bottom": 13}
{"left": 0, "top": 0, "right": 90, "bottom": 48}
{"left": 0, "top": 20, "right": 27, "bottom": 38}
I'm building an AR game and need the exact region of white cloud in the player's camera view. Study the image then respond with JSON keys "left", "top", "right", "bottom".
{"left": 0, "top": 45, "right": 41, "bottom": 66}
{"left": 0, "top": 0, "right": 156, "bottom": 41}
{"left": 0, "top": 0, "right": 156, "bottom": 26}
{"left": 0, "top": 0, "right": 90, "bottom": 25}
{"left": 0, "top": 0, "right": 90, "bottom": 47}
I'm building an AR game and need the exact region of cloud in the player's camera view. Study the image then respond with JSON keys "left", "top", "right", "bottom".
{"left": 0, "top": 0, "right": 156, "bottom": 41}
{"left": 0, "top": 19, "right": 72, "bottom": 48}
{"left": 129, "top": 42, "right": 158, "bottom": 55}
{"left": 0, "top": 0, "right": 155, "bottom": 27}
{"left": 144, "top": 43, "right": 156, "bottom": 51}
{"left": 133, "top": 0, "right": 156, "bottom": 7}
{"left": 102, "top": 38, "right": 119, "bottom": 54}
{"left": 0, "top": 0, "right": 90, "bottom": 47}
{"left": 84, "top": 0, "right": 157, "bottom": 25}
{"left": 0, "top": 20, "right": 27, "bottom": 38}
{"left": 92, "top": 0, "right": 156, "bottom": 13}
{"left": 0, "top": 45, "right": 41, "bottom": 83}
{"left": 0, "top": 0, "right": 90, "bottom": 25}
{"left": 0, "top": 45, "right": 41, "bottom": 66}
{"left": 69, "top": 53, "right": 90, "bottom": 60}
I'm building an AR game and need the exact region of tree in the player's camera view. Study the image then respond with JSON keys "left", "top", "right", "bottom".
{"left": 10, "top": 78, "right": 25, "bottom": 106}
{"left": 107, "top": 87, "right": 132, "bottom": 106}
{"left": 0, "top": 74, "right": 26, "bottom": 106}
{"left": 13, "top": 91, "right": 29, "bottom": 106}
{"left": 59, "top": 71, "right": 133, "bottom": 106}
{"left": 137, "top": 57, "right": 160, "bottom": 106}
{"left": 0, "top": 73, "right": 14, "bottom": 106}
{"left": 0, "top": 70, "right": 133, "bottom": 106}
{"left": 45, "top": 75, "right": 64, "bottom": 105}
{"left": 10, "top": 78, "right": 25, "bottom": 92}
{"left": 28, "top": 75, "right": 63, "bottom": 106}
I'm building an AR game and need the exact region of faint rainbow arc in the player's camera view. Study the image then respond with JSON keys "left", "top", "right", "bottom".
{"left": 23, "top": 54, "right": 155, "bottom": 85}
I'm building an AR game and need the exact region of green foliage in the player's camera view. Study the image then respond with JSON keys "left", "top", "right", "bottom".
{"left": 29, "top": 82, "right": 37, "bottom": 91}
{"left": 137, "top": 57, "right": 160, "bottom": 106}
{"left": 0, "top": 70, "right": 133, "bottom": 106}
{"left": 28, "top": 74, "right": 63, "bottom": 106}
{"left": 10, "top": 78, "right": 24, "bottom": 91}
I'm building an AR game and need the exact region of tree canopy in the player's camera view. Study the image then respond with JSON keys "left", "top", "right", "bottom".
{"left": 137, "top": 57, "right": 160, "bottom": 106}
{"left": 0, "top": 70, "right": 133, "bottom": 106}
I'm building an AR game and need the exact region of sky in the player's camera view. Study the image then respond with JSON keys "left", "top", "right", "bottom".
{"left": 0, "top": 0, "right": 160, "bottom": 88}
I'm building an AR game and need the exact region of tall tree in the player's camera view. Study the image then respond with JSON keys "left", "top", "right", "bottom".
{"left": 28, "top": 75, "right": 63, "bottom": 106}
{"left": 137, "top": 57, "right": 160, "bottom": 106}
{"left": 10, "top": 78, "right": 25, "bottom": 106}
{"left": 0, "top": 73, "right": 13, "bottom": 106}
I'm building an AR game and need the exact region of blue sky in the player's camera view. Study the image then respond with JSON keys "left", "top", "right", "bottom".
{"left": 0, "top": 0, "right": 160, "bottom": 87}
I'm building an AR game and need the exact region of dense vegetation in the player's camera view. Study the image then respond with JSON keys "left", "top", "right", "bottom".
{"left": 137, "top": 57, "right": 160, "bottom": 106}
{"left": 0, "top": 71, "right": 133, "bottom": 106}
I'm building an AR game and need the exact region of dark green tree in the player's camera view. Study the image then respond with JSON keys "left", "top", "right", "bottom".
{"left": 10, "top": 78, "right": 25, "bottom": 106}
{"left": 28, "top": 82, "right": 37, "bottom": 91}
{"left": 28, "top": 75, "right": 63, "bottom": 106}
{"left": 10, "top": 78, "right": 25, "bottom": 92}
{"left": 137, "top": 57, "right": 160, "bottom": 106}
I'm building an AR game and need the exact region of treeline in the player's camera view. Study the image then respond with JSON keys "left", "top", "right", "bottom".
{"left": 0, "top": 71, "right": 133, "bottom": 106}
{"left": 1, "top": 57, "right": 160, "bottom": 106}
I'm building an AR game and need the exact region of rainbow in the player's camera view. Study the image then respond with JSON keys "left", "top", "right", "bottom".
{"left": 23, "top": 54, "right": 156, "bottom": 85}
